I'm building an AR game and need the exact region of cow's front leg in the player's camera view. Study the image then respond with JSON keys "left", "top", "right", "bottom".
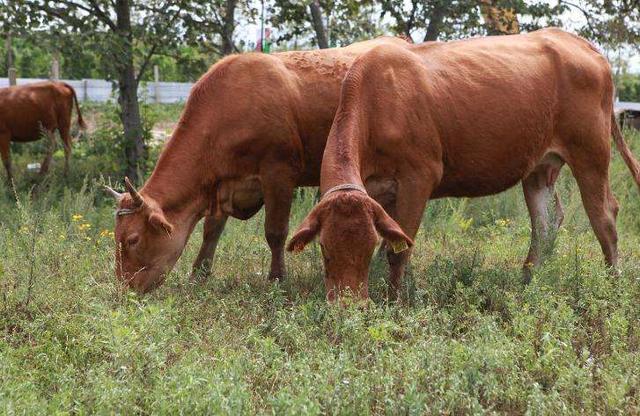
{"left": 261, "top": 172, "right": 296, "bottom": 281}
{"left": 385, "top": 170, "right": 439, "bottom": 300}
{"left": 0, "top": 133, "right": 12, "bottom": 186}
{"left": 190, "top": 215, "right": 228, "bottom": 281}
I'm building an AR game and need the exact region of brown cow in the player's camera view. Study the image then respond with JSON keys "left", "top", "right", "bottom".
{"left": 288, "top": 28, "right": 640, "bottom": 301}
{"left": 105, "top": 37, "right": 409, "bottom": 293}
{"left": 0, "top": 81, "right": 86, "bottom": 183}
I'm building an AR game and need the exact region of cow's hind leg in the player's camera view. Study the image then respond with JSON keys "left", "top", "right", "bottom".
{"left": 572, "top": 166, "right": 619, "bottom": 270}
{"left": 566, "top": 129, "right": 619, "bottom": 270}
{"left": 0, "top": 132, "right": 12, "bottom": 186}
{"left": 39, "top": 130, "right": 57, "bottom": 175}
{"left": 522, "top": 157, "right": 565, "bottom": 283}
{"left": 190, "top": 215, "right": 228, "bottom": 281}
{"left": 59, "top": 125, "right": 72, "bottom": 175}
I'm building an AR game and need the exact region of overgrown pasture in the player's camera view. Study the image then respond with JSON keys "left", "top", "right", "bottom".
{"left": 1, "top": 104, "right": 639, "bottom": 414}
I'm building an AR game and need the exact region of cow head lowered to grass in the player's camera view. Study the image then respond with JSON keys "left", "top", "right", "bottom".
{"left": 106, "top": 178, "right": 198, "bottom": 293}
{"left": 287, "top": 186, "right": 413, "bottom": 302}
{"left": 102, "top": 37, "right": 414, "bottom": 294}
{"left": 290, "top": 28, "right": 640, "bottom": 302}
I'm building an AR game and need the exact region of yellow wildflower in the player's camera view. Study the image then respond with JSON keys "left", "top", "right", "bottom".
{"left": 495, "top": 218, "right": 511, "bottom": 227}
{"left": 458, "top": 217, "right": 473, "bottom": 232}
{"left": 72, "top": 214, "right": 83, "bottom": 221}
{"left": 100, "top": 229, "right": 114, "bottom": 238}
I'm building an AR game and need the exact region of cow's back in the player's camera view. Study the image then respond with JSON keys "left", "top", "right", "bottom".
{"left": 274, "top": 37, "right": 411, "bottom": 184}
{"left": 0, "top": 81, "right": 72, "bottom": 142}
{"left": 407, "top": 29, "right": 612, "bottom": 197}
{"left": 176, "top": 37, "right": 410, "bottom": 186}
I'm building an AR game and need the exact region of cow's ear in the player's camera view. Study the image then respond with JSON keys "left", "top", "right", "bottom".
{"left": 372, "top": 203, "right": 413, "bottom": 253}
{"left": 149, "top": 211, "right": 174, "bottom": 236}
{"left": 287, "top": 212, "right": 321, "bottom": 253}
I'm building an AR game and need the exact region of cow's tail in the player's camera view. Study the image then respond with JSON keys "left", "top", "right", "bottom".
{"left": 63, "top": 82, "right": 87, "bottom": 130}
{"left": 611, "top": 112, "right": 640, "bottom": 190}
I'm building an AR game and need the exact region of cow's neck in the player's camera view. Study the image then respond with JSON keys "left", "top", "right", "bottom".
{"left": 141, "top": 123, "right": 210, "bottom": 220}
{"left": 319, "top": 115, "right": 367, "bottom": 193}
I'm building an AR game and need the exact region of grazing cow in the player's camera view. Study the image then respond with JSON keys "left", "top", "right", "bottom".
{"left": 287, "top": 28, "right": 640, "bottom": 301}
{"left": 0, "top": 81, "right": 86, "bottom": 182}
{"left": 105, "top": 37, "right": 409, "bottom": 293}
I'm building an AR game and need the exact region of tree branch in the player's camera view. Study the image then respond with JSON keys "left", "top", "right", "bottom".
{"left": 562, "top": 0, "right": 597, "bottom": 34}
{"left": 89, "top": 0, "right": 116, "bottom": 29}
{"left": 136, "top": 42, "right": 159, "bottom": 84}
{"left": 59, "top": 0, "right": 116, "bottom": 30}
{"left": 135, "top": 4, "right": 184, "bottom": 83}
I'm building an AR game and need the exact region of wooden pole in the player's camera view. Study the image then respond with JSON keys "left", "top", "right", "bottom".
{"left": 153, "top": 64, "right": 160, "bottom": 103}
{"left": 6, "top": 32, "right": 16, "bottom": 85}
{"left": 5, "top": 33, "right": 13, "bottom": 68}
{"left": 51, "top": 57, "right": 60, "bottom": 80}
{"left": 8, "top": 67, "right": 16, "bottom": 86}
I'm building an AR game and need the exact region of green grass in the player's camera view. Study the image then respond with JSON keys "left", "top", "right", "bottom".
{"left": 1, "top": 113, "right": 639, "bottom": 414}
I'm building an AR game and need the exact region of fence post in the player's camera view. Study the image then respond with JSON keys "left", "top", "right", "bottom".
{"left": 5, "top": 32, "right": 13, "bottom": 67}
{"left": 154, "top": 65, "right": 160, "bottom": 103}
{"left": 83, "top": 79, "right": 88, "bottom": 101}
{"left": 8, "top": 67, "right": 17, "bottom": 86}
{"left": 6, "top": 32, "right": 16, "bottom": 86}
{"left": 51, "top": 58, "right": 60, "bottom": 80}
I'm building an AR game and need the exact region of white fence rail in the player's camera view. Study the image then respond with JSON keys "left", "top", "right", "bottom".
{"left": 2, "top": 77, "right": 638, "bottom": 112}
{"left": 0, "top": 77, "right": 193, "bottom": 103}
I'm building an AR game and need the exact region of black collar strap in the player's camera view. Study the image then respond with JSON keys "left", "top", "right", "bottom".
{"left": 321, "top": 183, "right": 368, "bottom": 200}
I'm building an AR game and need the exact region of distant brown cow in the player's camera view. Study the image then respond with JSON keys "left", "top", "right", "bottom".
{"left": 288, "top": 28, "right": 640, "bottom": 301}
{"left": 0, "top": 81, "right": 86, "bottom": 183}
{"left": 105, "top": 37, "right": 409, "bottom": 293}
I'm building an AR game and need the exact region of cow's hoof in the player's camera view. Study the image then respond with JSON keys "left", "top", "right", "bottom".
{"left": 189, "top": 267, "right": 211, "bottom": 282}
{"left": 268, "top": 271, "right": 285, "bottom": 282}
{"left": 521, "top": 266, "right": 533, "bottom": 285}
{"left": 608, "top": 266, "right": 621, "bottom": 278}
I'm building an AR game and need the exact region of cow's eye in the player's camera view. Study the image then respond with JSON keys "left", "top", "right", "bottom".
{"left": 126, "top": 234, "right": 140, "bottom": 247}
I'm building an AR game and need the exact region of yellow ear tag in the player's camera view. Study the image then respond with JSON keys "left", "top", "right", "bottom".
{"left": 390, "top": 240, "right": 409, "bottom": 254}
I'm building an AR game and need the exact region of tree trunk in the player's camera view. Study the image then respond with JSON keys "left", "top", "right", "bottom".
{"left": 424, "top": 2, "right": 446, "bottom": 41}
{"left": 309, "top": 0, "right": 329, "bottom": 49}
{"left": 221, "top": 0, "right": 237, "bottom": 55}
{"left": 5, "top": 0, "right": 13, "bottom": 69}
{"left": 115, "top": 0, "right": 145, "bottom": 183}
{"left": 405, "top": 0, "right": 418, "bottom": 38}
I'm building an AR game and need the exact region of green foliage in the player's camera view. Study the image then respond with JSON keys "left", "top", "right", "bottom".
{"left": 0, "top": 37, "right": 49, "bottom": 79}
{"left": 2, "top": 102, "right": 182, "bottom": 193}
{"left": 77, "top": 100, "right": 173, "bottom": 177}
{"left": 139, "top": 46, "right": 212, "bottom": 83}
{"left": 1, "top": 106, "right": 640, "bottom": 414}
{"left": 3, "top": 1, "right": 638, "bottom": 83}
{"left": 618, "top": 73, "right": 640, "bottom": 102}
{"left": 270, "top": 0, "right": 388, "bottom": 48}
{"left": 572, "top": 0, "right": 640, "bottom": 48}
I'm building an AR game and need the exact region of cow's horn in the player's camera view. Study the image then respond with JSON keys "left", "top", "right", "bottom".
{"left": 104, "top": 185, "right": 123, "bottom": 200}
{"left": 124, "top": 177, "right": 144, "bottom": 207}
